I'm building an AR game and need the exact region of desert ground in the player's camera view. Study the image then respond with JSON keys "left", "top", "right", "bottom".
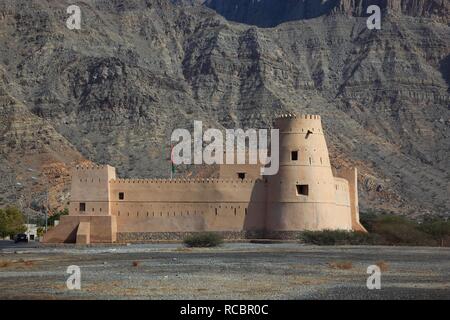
{"left": 0, "top": 241, "right": 449, "bottom": 300}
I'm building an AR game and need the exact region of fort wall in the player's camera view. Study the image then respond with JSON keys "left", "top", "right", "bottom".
{"left": 110, "top": 178, "right": 267, "bottom": 233}
{"left": 335, "top": 167, "right": 367, "bottom": 232}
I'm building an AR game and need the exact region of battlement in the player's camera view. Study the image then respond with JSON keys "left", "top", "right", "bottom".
{"left": 275, "top": 113, "right": 321, "bottom": 120}
{"left": 75, "top": 164, "right": 110, "bottom": 170}
{"left": 110, "top": 178, "right": 265, "bottom": 184}
{"left": 274, "top": 113, "right": 323, "bottom": 132}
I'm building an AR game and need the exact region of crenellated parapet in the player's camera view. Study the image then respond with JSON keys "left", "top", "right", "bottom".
{"left": 110, "top": 178, "right": 265, "bottom": 185}
{"left": 276, "top": 113, "right": 321, "bottom": 120}
{"left": 274, "top": 113, "right": 324, "bottom": 133}
{"left": 75, "top": 164, "right": 110, "bottom": 170}
{"left": 72, "top": 164, "right": 117, "bottom": 184}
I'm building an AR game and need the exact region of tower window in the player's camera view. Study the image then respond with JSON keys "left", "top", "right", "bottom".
{"left": 291, "top": 151, "right": 298, "bottom": 161}
{"left": 118, "top": 192, "right": 124, "bottom": 200}
{"left": 237, "top": 172, "right": 246, "bottom": 180}
{"left": 79, "top": 203, "right": 86, "bottom": 212}
{"left": 296, "top": 185, "right": 309, "bottom": 196}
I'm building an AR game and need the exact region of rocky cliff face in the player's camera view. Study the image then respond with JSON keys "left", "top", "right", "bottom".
{"left": 0, "top": 0, "right": 448, "bottom": 217}
{"left": 205, "top": 0, "right": 449, "bottom": 27}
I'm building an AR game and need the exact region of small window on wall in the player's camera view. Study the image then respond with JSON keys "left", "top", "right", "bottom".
{"left": 79, "top": 203, "right": 86, "bottom": 212}
{"left": 119, "top": 192, "right": 124, "bottom": 200}
{"left": 238, "top": 172, "right": 246, "bottom": 180}
{"left": 291, "top": 151, "right": 298, "bottom": 161}
{"left": 296, "top": 185, "right": 309, "bottom": 196}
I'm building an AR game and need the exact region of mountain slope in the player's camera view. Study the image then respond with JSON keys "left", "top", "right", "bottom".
{"left": 0, "top": 0, "right": 448, "bottom": 217}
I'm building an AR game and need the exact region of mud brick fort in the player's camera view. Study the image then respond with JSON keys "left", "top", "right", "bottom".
{"left": 43, "top": 114, "right": 366, "bottom": 244}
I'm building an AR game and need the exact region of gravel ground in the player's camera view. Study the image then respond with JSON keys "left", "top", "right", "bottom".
{"left": 0, "top": 242, "right": 449, "bottom": 300}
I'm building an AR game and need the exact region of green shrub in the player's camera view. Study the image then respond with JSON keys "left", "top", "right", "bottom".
{"left": 359, "top": 210, "right": 380, "bottom": 232}
{"left": 183, "top": 232, "right": 223, "bottom": 248}
{"left": 300, "top": 214, "right": 449, "bottom": 247}
{"left": 47, "top": 208, "right": 68, "bottom": 226}
{"left": 370, "top": 215, "right": 434, "bottom": 246}
{"left": 418, "top": 219, "right": 450, "bottom": 247}
{"left": 299, "top": 230, "right": 377, "bottom": 245}
{"left": 37, "top": 227, "right": 45, "bottom": 238}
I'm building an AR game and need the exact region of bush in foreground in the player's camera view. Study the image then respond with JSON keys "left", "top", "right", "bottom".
{"left": 183, "top": 232, "right": 223, "bottom": 248}
{"left": 368, "top": 215, "right": 434, "bottom": 246}
{"left": 418, "top": 219, "right": 450, "bottom": 247}
{"left": 299, "top": 214, "right": 450, "bottom": 247}
{"left": 299, "top": 230, "right": 377, "bottom": 245}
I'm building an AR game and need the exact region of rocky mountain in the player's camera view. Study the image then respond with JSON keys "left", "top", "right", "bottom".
{"left": 0, "top": 0, "right": 448, "bottom": 218}
{"left": 205, "top": 0, "right": 449, "bottom": 27}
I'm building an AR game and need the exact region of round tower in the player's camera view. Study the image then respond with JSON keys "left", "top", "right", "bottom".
{"left": 266, "top": 114, "right": 352, "bottom": 234}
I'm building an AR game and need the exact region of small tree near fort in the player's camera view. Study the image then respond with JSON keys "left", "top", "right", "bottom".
{"left": 0, "top": 206, "right": 26, "bottom": 239}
